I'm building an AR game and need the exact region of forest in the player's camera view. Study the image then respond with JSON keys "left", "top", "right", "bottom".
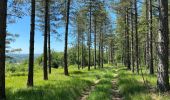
{"left": 0, "top": 0, "right": 170, "bottom": 100}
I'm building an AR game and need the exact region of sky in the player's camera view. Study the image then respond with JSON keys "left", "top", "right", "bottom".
{"left": 8, "top": 16, "right": 65, "bottom": 54}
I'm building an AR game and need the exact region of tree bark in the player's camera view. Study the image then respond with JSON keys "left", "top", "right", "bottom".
{"left": 27, "top": 0, "right": 35, "bottom": 87}
{"left": 148, "top": 0, "right": 154, "bottom": 74}
{"left": 48, "top": 15, "right": 51, "bottom": 74}
{"left": 81, "top": 35, "right": 84, "bottom": 69}
{"left": 64, "top": 0, "right": 71, "bottom": 75}
{"left": 134, "top": 0, "right": 139, "bottom": 74}
{"left": 157, "top": 0, "right": 169, "bottom": 92}
{"left": 94, "top": 16, "right": 97, "bottom": 69}
{"left": 101, "top": 30, "right": 104, "bottom": 68}
{"left": 145, "top": 0, "right": 150, "bottom": 69}
{"left": 125, "top": 9, "right": 131, "bottom": 70}
{"left": 77, "top": 28, "right": 80, "bottom": 70}
{"left": 43, "top": 0, "right": 49, "bottom": 80}
{"left": 88, "top": 0, "right": 92, "bottom": 71}
{"left": 98, "top": 25, "right": 102, "bottom": 68}
{"left": 0, "top": 0, "right": 7, "bottom": 99}
{"left": 130, "top": 1, "right": 135, "bottom": 73}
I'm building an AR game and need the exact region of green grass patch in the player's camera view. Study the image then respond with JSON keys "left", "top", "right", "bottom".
{"left": 87, "top": 68, "right": 116, "bottom": 100}
{"left": 116, "top": 67, "right": 170, "bottom": 100}
{"left": 6, "top": 64, "right": 115, "bottom": 100}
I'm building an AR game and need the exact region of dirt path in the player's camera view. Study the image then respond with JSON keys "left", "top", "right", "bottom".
{"left": 80, "top": 80, "right": 100, "bottom": 100}
{"left": 112, "top": 70, "right": 123, "bottom": 100}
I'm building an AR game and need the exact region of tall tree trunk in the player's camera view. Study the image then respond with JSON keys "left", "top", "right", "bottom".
{"left": 77, "top": 30, "right": 80, "bottom": 70}
{"left": 0, "top": 0, "right": 7, "bottom": 99}
{"left": 98, "top": 26, "right": 102, "bottom": 68}
{"left": 94, "top": 17, "right": 97, "bottom": 69}
{"left": 48, "top": 16, "right": 51, "bottom": 74}
{"left": 157, "top": 0, "right": 169, "bottom": 92}
{"left": 101, "top": 31, "right": 104, "bottom": 68}
{"left": 64, "top": 0, "right": 71, "bottom": 75}
{"left": 81, "top": 35, "right": 84, "bottom": 69}
{"left": 130, "top": 1, "right": 135, "bottom": 73}
{"left": 134, "top": 0, "right": 139, "bottom": 74}
{"left": 88, "top": 0, "right": 92, "bottom": 71}
{"left": 145, "top": 0, "right": 150, "bottom": 69}
{"left": 43, "top": 0, "right": 49, "bottom": 80}
{"left": 27, "top": 0, "right": 35, "bottom": 87}
{"left": 125, "top": 9, "right": 131, "bottom": 70}
{"left": 148, "top": 0, "right": 154, "bottom": 74}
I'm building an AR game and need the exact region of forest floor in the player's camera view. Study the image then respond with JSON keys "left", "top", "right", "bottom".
{"left": 5, "top": 64, "right": 170, "bottom": 100}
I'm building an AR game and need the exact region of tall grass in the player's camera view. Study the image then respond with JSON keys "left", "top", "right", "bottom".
{"left": 117, "top": 68, "right": 170, "bottom": 100}
{"left": 6, "top": 64, "right": 114, "bottom": 100}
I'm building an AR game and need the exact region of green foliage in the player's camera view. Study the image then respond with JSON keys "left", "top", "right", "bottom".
{"left": 6, "top": 61, "right": 28, "bottom": 73}
{"left": 35, "top": 51, "right": 64, "bottom": 67}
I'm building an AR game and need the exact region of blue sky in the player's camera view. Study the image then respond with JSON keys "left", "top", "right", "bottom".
{"left": 8, "top": 16, "right": 65, "bottom": 54}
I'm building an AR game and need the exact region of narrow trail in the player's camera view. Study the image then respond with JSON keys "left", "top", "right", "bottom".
{"left": 112, "top": 69, "right": 123, "bottom": 100}
{"left": 80, "top": 80, "right": 100, "bottom": 100}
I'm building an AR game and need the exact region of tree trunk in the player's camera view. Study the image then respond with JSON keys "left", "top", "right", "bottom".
{"left": 148, "top": 0, "right": 154, "bottom": 74}
{"left": 125, "top": 9, "right": 131, "bottom": 70}
{"left": 88, "top": 0, "right": 92, "bottom": 71}
{"left": 77, "top": 30, "right": 80, "bottom": 70}
{"left": 43, "top": 0, "right": 49, "bottom": 80}
{"left": 81, "top": 35, "right": 84, "bottom": 69}
{"left": 157, "top": 0, "right": 169, "bottom": 92}
{"left": 64, "top": 0, "right": 71, "bottom": 75}
{"left": 134, "top": 0, "right": 139, "bottom": 74}
{"left": 145, "top": 0, "right": 150, "bottom": 69}
{"left": 98, "top": 26, "right": 102, "bottom": 68}
{"left": 48, "top": 15, "right": 51, "bottom": 74}
{"left": 130, "top": 1, "right": 135, "bottom": 73}
{"left": 0, "top": 0, "right": 7, "bottom": 99}
{"left": 94, "top": 17, "right": 97, "bottom": 69}
{"left": 27, "top": 0, "right": 35, "bottom": 87}
{"left": 101, "top": 31, "right": 104, "bottom": 68}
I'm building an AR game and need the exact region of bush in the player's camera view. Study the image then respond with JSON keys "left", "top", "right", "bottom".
{"left": 51, "top": 60, "right": 59, "bottom": 69}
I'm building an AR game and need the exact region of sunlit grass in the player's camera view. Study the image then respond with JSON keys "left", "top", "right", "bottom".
{"left": 116, "top": 67, "right": 170, "bottom": 100}
{"left": 87, "top": 67, "right": 119, "bottom": 100}
{"left": 6, "top": 64, "right": 114, "bottom": 100}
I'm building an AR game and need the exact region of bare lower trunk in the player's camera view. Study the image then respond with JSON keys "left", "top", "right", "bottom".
{"left": 88, "top": 0, "right": 92, "bottom": 71}
{"left": 94, "top": 17, "right": 97, "bottom": 69}
{"left": 64, "top": 0, "right": 71, "bottom": 75}
{"left": 27, "top": 0, "right": 35, "bottom": 87}
{"left": 130, "top": 4, "right": 135, "bottom": 72}
{"left": 81, "top": 36, "right": 84, "bottom": 69}
{"left": 125, "top": 9, "right": 131, "bottom": 70}
{"left": 77, "top": 32, "right": 80, "bottom": 70}
{"left": 0, "top": 0, "right": 7, "bottom": 99}
{"left": 134, "top": 0, "right": 139, "bottom": 74}
{"left": 157, "top": 0, "right": 169, "bottom": 92}
{"left": 148, "top": 0, "right": 154, "bottom": 74}
{"left": 43, "top": 0, "right": 49, "bottom": 80}
{"left": 48, "top": 18, "right": 51, "bottom": 74}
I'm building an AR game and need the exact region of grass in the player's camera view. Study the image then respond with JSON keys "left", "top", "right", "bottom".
{"left": 87, "top": 68, "right": 116, "bottom": 100}
{"left": 88, "top": 72, "right": 113, "bottom": 100}
{"left": 116, "top": 67, "right": 170, "bottom": 100}
{"left": 6, "top": 63, "right": 170, "bottom": 100}
{"left": 5, "top": 64, "right": 115, "bottom": 100}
